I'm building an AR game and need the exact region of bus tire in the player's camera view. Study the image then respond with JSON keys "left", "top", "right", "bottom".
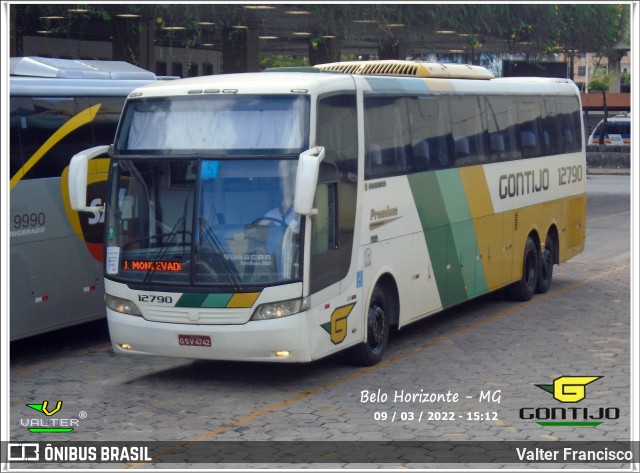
{"left": 349, "top": 285, "right": 390, "bottom": 366}
{"left": 536, "top": 234, "right": 555, "bottom": 294}
{"left": 507, "top": 236, "right": 539, "bottom": 302}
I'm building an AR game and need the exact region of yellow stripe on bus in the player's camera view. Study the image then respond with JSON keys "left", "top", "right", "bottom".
{"left": 459, "top": 166, "right": 506, "bottom": 291}
{"left": 458, "top": 166, "right": 494, "bottom": 218}
{"left": 227, "top": 292, "right": 261, "bottom": 308}
{"left": 10, "top": 104, "right": 102, "bottom": 191}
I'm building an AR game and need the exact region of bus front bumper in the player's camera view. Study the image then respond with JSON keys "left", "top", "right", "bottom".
{"left": 107, "top": 309, "right": 312, "bottom": 362}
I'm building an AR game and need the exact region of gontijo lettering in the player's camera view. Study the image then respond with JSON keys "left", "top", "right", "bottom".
{"left": 498, "top": 168, "right": 550, "bottom": 199}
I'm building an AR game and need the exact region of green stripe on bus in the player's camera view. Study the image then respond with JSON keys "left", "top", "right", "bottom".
{"left": 409, "top": 170, "right": 488, "bottom": 307}
{"left": 408, "top": 172, "right": 464, "bottom": 307}
{"left": 202, "top": 294, "right": 233, "bottom": 308}
{"left": 175, "top": 293, "right": 208, "bottom": 308}
{"left": 436, "top": 169, "right": 471, "bottom": 224}
{"left": 175, "top": 293, "right": 245, "bottom": 308}
{"left": 437, "top": 170, "right": 489, "bottom": 297}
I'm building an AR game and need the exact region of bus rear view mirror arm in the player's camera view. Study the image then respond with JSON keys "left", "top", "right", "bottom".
{"left": 68, "top": 145, "right": 111, "bottom": 212}
{"left": 294, "top": 146, "right": 325, "bottom": 216}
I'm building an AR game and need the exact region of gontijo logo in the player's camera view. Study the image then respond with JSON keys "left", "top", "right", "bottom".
{"left": 535, "top": 376, "right": 601, "bottom": 403}
{"left": 20, "top": 400, "right": 83, "bottom": 433}
{"left": 520, "top": 376, "right": 620, "bottom": 427}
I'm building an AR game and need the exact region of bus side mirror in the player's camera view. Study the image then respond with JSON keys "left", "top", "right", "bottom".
{"left": 294, "top": 146, "right": 325, "bottom": 216}
{"left": 68, "top": 145, "right": 111, "bottom": 212}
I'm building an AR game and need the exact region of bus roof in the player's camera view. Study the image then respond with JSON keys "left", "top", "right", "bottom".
{"left": 121, "top": 60, "right": 580, "bottom": 100}
{"left": 9, "top": 57, "right": 164, "bottom": 97}
{"left": 125, "top": 71, "right": 357, "bottom": 98}
{"left": 10, "top": 57, "right": 157, "bottom": 80}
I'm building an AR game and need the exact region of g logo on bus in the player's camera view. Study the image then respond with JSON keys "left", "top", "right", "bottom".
{"left": 536, "top": 376, "right": 601, "bottom": 403}
{"left": 321, "top": 303, "right": 356, "bottom": 345}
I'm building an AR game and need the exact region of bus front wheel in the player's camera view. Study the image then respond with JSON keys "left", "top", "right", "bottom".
{"left": 349, "top": 285, "right": 390, "bottom": 366}
{"left": 507, "top": 236, "right": 539, "bottom": 302}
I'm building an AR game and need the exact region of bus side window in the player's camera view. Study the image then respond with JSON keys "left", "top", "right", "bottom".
{"left": 9, "top": 97, "right": 34, "bottom": 179}
{"left": 312, "top": 93, "right": 358, "bottom": 293}
{"left": 560, "top": 98, "right": 582, "bottom": 152}
{"left": 517, "top": 98, "right": 543, "bottom": 158}
{"left": 450, "top": 95, "right": 487, "bottom": 167}
{"left": 409, "top": 96, "right": 452, "bottom": 171}
{"left": 542, "top": 98, "right": 561, "bottom": 155}
{"left": 364, "top": 96, "right": 411, "bottom": 179}
{"left": 485, "top": 96, "right": 520, "bottom": 162}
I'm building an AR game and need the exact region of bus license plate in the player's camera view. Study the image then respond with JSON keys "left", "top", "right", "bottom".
{"left": 178, "top": 334, "right": 212, "bottom": 347}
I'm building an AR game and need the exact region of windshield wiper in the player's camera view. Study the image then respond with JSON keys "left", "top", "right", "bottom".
{"left": 141, "top": 196, "right": 190, "bottom": 289}
{"left": 197, "top": 218, "right": 243, "bottom": 291}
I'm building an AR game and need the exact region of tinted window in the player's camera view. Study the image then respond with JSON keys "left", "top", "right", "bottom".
{"left": 364, "top": 96, "right": 411, "bottom": 179}
{"left": 10, "top": 96, "right": 123, "bottom": 180}
{"left": 485, "top": 96, "right": 520, "bottom": 162}
{"left": 558, "top": 97, "right": 582, "bottom": 152}
{"left": 450, "top": 95, "right": 487, "bottom": 166}
{"left": 409, "top": 96, "right": 453, "bottom": 171}
{"left": 312, "top": 93, "right": 358, "bottom": 293}
{"left": 517, "top": 98, "right": 543, "bottom": 158}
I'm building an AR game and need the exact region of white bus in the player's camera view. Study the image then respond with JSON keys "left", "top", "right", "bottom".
{"left": 10, "top": 57, "right": 161, "bottom": 340}
{"left": 69, "top": 60, "right": 586, "bottom": 365}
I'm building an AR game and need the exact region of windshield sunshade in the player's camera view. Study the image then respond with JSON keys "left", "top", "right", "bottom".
{"left": 116, "top": 95, "right": 309, "bottom": 155}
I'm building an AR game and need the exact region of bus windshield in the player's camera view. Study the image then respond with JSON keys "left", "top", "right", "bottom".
{"left": 106, "top": 158, "right": 302, "bottom": 288}
{"left": 115, "top": 95, "right": 309, "bottom": 155}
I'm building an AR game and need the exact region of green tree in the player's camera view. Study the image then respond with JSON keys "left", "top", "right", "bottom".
{"left": 555, "top": 4, "right": 629, "bottom": 82}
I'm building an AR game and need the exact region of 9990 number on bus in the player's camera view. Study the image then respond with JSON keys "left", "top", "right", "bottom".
{"left": 13, "top": 212, "right": 46, "bottom": 228}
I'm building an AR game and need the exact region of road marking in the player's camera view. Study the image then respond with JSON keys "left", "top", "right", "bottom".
{"left": 587, "top": 210, "right": 630, "bottom": 224}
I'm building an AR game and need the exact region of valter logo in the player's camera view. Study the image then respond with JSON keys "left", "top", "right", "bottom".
{"left": 520, "top": 376, "right": 620, "bottom": 427}
{"left": 27, "top": 400, "right": 63, "bottom": 416}
{"left": 20, "top": 400, "right": 81, "bottom": 433}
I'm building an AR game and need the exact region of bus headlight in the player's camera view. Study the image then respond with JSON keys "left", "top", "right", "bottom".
{"left": 251, "top": 298, "right": 306, "bottom": 321}
{"left": 105, "top": 293, "right": 142, "bottom": 316}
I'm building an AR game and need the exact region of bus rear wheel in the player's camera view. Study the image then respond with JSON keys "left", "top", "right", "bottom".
{"left": 507, "top": 236, "right": 539, "bottom": 302}
{"left": 536, "top": 234, "right": 555, "bottom": 294}
{"left": 349, "top": 285, "right": 390, "bottom": 366}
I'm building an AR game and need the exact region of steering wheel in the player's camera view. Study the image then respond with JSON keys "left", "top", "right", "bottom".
{"left": 251, "top": 216, "right": 284, "bottom": 226}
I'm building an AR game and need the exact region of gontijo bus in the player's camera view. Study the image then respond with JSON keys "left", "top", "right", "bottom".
{"left": 10, "top": 57, "right": 160, "bottom": 340}
{"left": 68, "top": 60, "right": 586, "bottom": 365}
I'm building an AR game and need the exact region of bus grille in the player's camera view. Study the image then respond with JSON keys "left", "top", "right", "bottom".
{"left": 143, "top": 308, "right": 251, "bottom": 325}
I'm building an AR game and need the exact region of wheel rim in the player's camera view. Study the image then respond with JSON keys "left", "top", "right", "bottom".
{"left": 367, "top": 303, "right": 387, "bottom": 352}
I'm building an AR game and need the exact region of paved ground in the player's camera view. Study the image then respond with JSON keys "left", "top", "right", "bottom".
{"left": 6, "top": 176, "right": 634, "bottom": 469}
